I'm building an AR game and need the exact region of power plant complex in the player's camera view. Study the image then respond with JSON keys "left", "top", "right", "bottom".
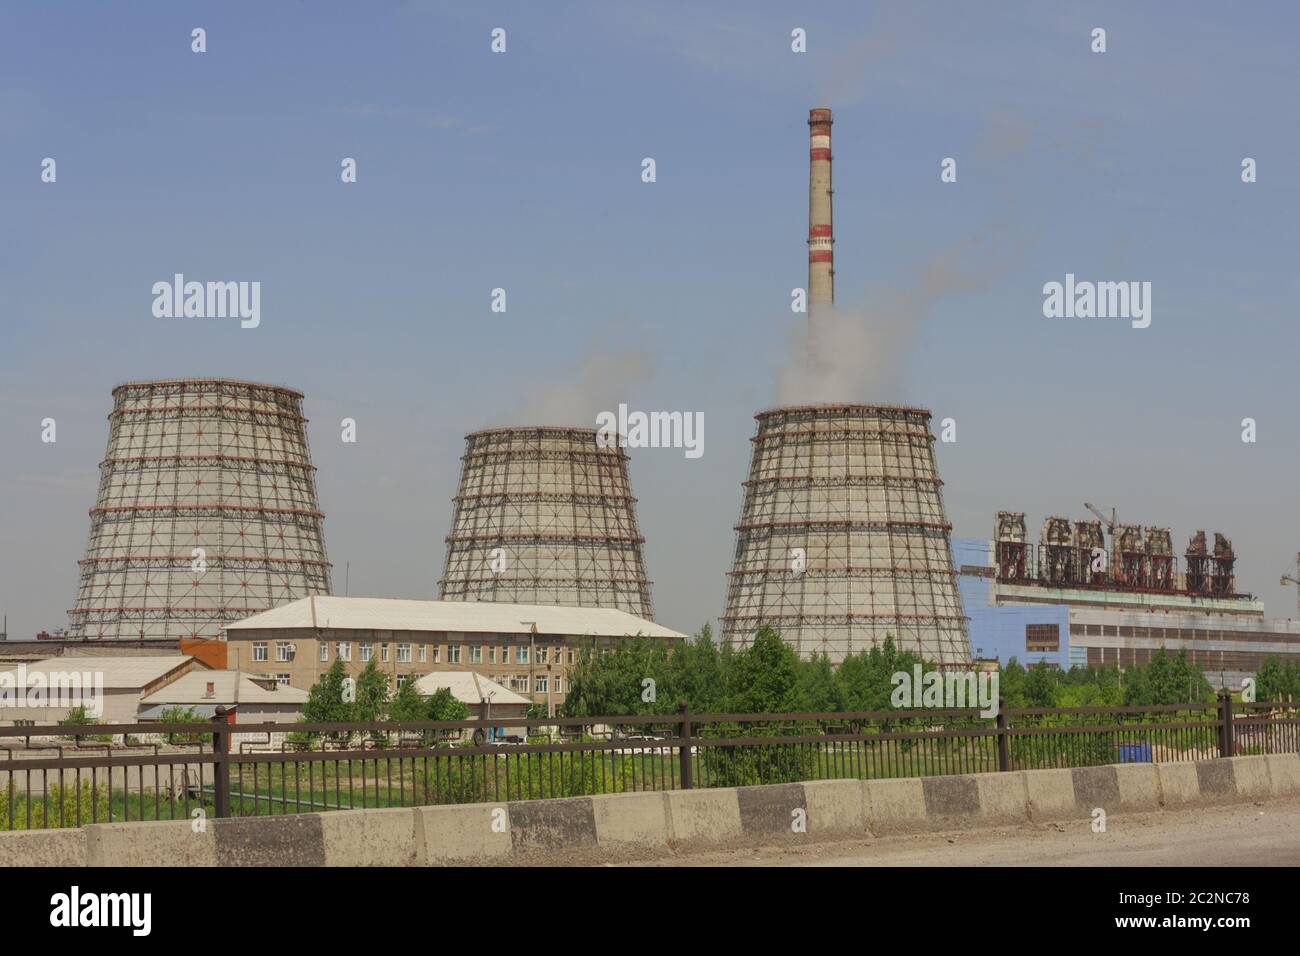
{"left": 6, "top": 108, "right": 1295, "bottom": 706}
{"left": 720, "top": 107, "right": 971, "bottom": 666}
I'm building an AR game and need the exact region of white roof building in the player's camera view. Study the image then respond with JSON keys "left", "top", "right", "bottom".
{"left": 411, "top": 670, "right": 530, "bottom": 707}
{"left": 139, "top": 670, "right": 308, "bottom": 708}
{"left": 225, "top": 596, "right": 685, "bottom": 640}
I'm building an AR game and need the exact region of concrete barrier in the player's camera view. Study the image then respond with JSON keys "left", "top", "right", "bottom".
{"left": 591, "top": 792, "right": 668, "bottom": 849}
{"left": 974, "top": 773, "right": 1029, "bottom": 825}
{"left": 0, "top": 827, "right": 86, "bottom": 867}
{"left": 213, "top": 815, "right": 325, "bottom": 867}
{"left": 664, "top": 788, "right": 742, "bottom": 846}
{"left": 1265, "top": 753, "right": 1300, "bottom": 796}
{"left": 864, "top": 777, "right": 928, "bottom": 834}
{"left": 1023, "top": 768, "right": 1077, "bottom": 820}
{"left": 4, "top": 753, "right": 1299, "bottom": 866}
{"left": 508, "top": 797, "right": 598, "bottom": 854}
{"left": 1226, "top": 755, "right": 1272, "bottom": 800}
{"left": 1113, "top": 763, "right": 1161, "bottom": 811}
{"left": 801, "top": 779, "right": 869, "bottom": 835}
{"left": 737, "top": 782, "right": 804, "bottom": 837}
{"left": 319, "top": 808, "right": 417, "bottom": 867}
{"left": 1156, "top": 761, "right": 1202, "bottom": 808}
{"left": 414, "top": 804, "right": 511, "bottom": 864}
{"left": 86, "top": 819, "right": 217, "bottom": 867}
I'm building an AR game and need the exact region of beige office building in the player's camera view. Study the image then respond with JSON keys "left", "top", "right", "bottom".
{"left": 222, "top": 596, "right": 685, "bottom": 711}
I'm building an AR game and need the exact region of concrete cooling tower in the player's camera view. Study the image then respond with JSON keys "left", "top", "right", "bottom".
{"left": 67, "top": 379, "right": 331, "bottom": 640}
{"left": 438, "top": 426, "right": 653, "bottom": 619}
{"left": 721, "top": 404, "right": 970, "bottom": 666}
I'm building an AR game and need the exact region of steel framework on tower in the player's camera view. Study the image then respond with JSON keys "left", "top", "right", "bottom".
{"left": 721, "top": 404, "right": 971, "bottom": 666}
{"left": 67, "top": 379, "right": 331, "bottom": 640}
{"left": 438, "top": 426, "right": 653, "bottom": 619}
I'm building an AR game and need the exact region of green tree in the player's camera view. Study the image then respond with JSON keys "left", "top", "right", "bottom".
{"left": 425, "top": 686, "right": 470, "bottom": 722}
{"left": 157, "top": 705, "right": 206, "bottom": 745}
{"left": 1255, "top": 657, "right": 1300, "bottom": 702}
{"left": 300, "top": 658, "right": 357, "bottom": 742}
{"left": 354, "top": 658, "right": 390, "bottom": 724}
{"left": 387, "top": 676, "right": 426, "bottom": 722}
{"left": 724, "top": 626, "right": 803, "bottom": 713}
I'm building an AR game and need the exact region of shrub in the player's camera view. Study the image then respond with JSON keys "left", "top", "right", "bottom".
{"left": 0, "top": 781, "right": 110, "bottom": 830}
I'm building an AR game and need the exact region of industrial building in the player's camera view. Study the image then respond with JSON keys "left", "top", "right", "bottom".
{"left": 721, "top": 108, "right": 970, "bottom": 666}
{"left": 67, "top": 379, "right": 332, "bottom": 641}
{"left": 438, "top": 426, "right": 654, "bottom": 618}
{"left": 957, "top": 511, "right": 1300, "bottom": 688}
{"left": 0, "top": 656, "right": 209, "bottom": 724}
{"left": 223, "top": 595, "right": 684, "bottom": 712}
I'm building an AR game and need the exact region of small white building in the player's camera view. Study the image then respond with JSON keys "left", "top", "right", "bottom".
{"left": 137, "top": 670, "right": 308, "bottom": 724}
{"left": 0, "top": 656, "right": 206, "bottom": 725}
{"left": 411, "top": 670, "right": 531, "bottom": 720}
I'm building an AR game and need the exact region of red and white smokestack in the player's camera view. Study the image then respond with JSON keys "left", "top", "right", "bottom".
{"left": 807, "top": 107, "right": 834, "bottom": 311}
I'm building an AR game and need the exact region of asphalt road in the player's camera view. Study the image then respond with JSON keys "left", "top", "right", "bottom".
{"left": 639, "top": 798, "right": 1300, "bottom": 866}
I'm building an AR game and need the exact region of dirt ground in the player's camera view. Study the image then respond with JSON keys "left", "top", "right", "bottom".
{"left": 623, "top": 798, "right": 1300, "bottom": 867}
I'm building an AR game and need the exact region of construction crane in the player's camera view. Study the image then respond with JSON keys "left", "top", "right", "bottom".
{"left": 1083, "top": 502, "right": 1118, "bottom": 534}
{"left": 1280, "top": 552, "right": 1300, "bottom": 619}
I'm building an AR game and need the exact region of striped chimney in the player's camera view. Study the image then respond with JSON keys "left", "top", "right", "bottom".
{"left": 807, "top": 107, "right": 834, "bottom": 311}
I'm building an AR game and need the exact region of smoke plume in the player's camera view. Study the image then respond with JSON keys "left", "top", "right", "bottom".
{"left": 520, "top": 347, "right": 654, "bottom": 426}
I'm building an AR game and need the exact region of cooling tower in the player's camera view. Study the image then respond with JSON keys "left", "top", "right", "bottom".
{"left": 721, "top": 404, "right": 970, "bottom": 666}
{"left": 438, "top": 426, "right": 653, "bottom": 618}
{"left": 67, "top": 379, "right": 331, "bottom": 640}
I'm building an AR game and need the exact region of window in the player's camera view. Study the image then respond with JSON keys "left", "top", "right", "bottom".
{"left": 511, "top": 675, "right": 529, "bottom": 693}
{"left": 1025, "top": 624, "right": 1060, "bottom": 653}
{"left": 470, "top": 646, "right": 482, "bottom": 664}
{"left": 360, "top": 642, "right": 373, "bottom": 662}
{"left": 567, "top": 648, "right": 574, "bottom": 665}
{"left": 252, "top": 642, "right": 268, "bottom": 662}
{"left": 337, "top": 642, "right": 351, "bottom": 662}
{"left": 488, "top": 645, "right": 496, "bottom": 664}
{"left": 275, "top": 674, "right": 291, "bottom": 686}
{"left": 449, "top": 645, "right": 461, "bottom": 664}
{"left": 275, "top": 642, "right": 293, "bottom": 662}
{"left": 397, "top": 643, "right": 411, "bottom": 663}
{"left": 319, "top": 642, "right": 329, "bottom": 662}
{"left": 515, "top": 646, "right": 529, "bottom": 664}
{"left": 535, "top": 674, "right": 548, "bottom": 693}
{"left": 381, "top": 644, "right": 390, "bottom": 662}
{"left": 554, "top": 676, "right": 563, "bottom": 694}
{"left": 537, "top": 647, "right": 549, "bottom": 664}
{"left": 396, "top": 675, "right": 409, "bottom": 689}
{"left": 418, "top": 644, "right": 426, "bottom": 662}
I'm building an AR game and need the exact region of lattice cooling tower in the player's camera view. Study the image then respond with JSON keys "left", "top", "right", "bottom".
{"left": 67, "top": 379, "right": 331, "bottom": 640}
{"left": 721, "top": 404, "right": 970, "bottom": 665}
{"left": 438, "top": 426, "right": 653, "bottom": 618}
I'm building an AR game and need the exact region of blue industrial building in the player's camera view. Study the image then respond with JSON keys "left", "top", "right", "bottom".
{"left": 953, "top": 537, "right": 1072, "bottom": 670}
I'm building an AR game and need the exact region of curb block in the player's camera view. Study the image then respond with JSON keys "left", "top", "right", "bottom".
{"left": 86, "top": 819, "right": 217, "bottom": 867}
{"left": 415, "top": 804, "right": 511, "bottom": 864}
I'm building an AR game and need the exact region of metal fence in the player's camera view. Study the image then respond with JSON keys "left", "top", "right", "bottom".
{"left": 2, "top": 695, "right": 1297, "bottom": 830}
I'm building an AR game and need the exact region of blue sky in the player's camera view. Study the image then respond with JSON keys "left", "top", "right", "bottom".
{"left": 2, "top": 1, "right": 1298, "bottom": 639}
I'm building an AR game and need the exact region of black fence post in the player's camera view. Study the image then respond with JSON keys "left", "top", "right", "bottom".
{"left": 1218, "top": 690, "right": 1234, "bottom": 758}
{"left": 677, "top": 701, "right": 693, "bottom": 790}
{"left": 996, "top": 700, "right": 1010, "bottom": 772}
{"left": 212, "top": 706, "right": 230, "bottom": 818}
